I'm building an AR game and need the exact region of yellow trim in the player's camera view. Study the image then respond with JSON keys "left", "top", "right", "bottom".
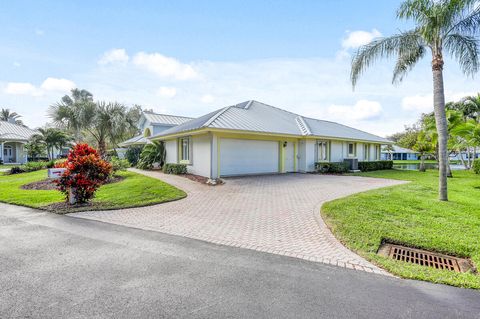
{"left": 293, "top": 142, "right": 297, "bottom": 171}
{"left": 279, "top": 142, "right": 285, "bottom": 173}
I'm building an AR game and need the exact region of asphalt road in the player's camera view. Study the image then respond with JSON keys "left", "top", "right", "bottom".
{"left": 1, "top": 204, "right": 479, "bottom": 319}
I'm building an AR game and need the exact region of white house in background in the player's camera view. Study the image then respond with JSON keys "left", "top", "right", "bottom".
{"left": 381, "top": 145, "right": 419, "bottom": 161}
{"left": 0, "top": 120, "right": 38, "bottom": 164}
{"left": 150, "top": 100, "right": 391, "bottom": 179}
{"left": 119, "top": 111, "right": 193, "bottom": 148}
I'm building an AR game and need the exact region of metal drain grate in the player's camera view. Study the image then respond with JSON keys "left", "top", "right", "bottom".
{"left": 378, "top": 243, "right": 474, "bottom": 273}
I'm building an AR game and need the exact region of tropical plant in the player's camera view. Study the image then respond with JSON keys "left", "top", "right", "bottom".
{"left": 137, "top": 142, "right": 166, "bottom": 169}
{"left": 125, "top": 145, "right": 143, "bottom": 166}
{"left": 1, "top": 108, "right": 24, "bottom": 125}
{"left": 351, "top": 0, "right": 480, "bottom": 201}
{"left": 109, "top": 156, "right": 130, "bottom": 174}
{"left": 412, "top": 131, "right": 434, "bottom": 171}
{"left": 24, "top": 135, "right": 46, "bottom": 160}
{"left": 457, "top": 93, "right": 480, "bottom": 121}
{"left": 56, "top": 144, "right": 112, "bottom": 204}
{"left": 35, "top": 128, "right": 73, "bottom": 160}
{"left": 382, "top": 144, "right": 395, "bottom": 160}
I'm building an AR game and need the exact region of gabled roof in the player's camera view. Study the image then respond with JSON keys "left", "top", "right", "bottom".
{"left": 151, "top": 100, "right": 390, "bottom": 143}
{"left": 118, "top": 134, "right": 148, "bottom": 147}
{"left": 0, "top": 121, "right": 37, "bottom": 141}
{"left": 142, "top": 111, "right": 193, "bottom": 126}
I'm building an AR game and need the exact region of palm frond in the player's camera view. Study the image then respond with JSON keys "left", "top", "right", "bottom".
{"left": 351, "top": 30, "right": 423, "bottom": 87}
{"left": 392, "top": 45, "right": 426, "bottom": 84}
{"left": 397, "top": 0, "right": 433, "bottom": 24}
{"left": 447, "top": 1, "right": 480, "bottom": 36}
{"left": 444, "top": 33, "right": 480, "bottom": 75}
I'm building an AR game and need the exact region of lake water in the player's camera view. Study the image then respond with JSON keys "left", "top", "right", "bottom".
{"left": 393, "top": 163, "right": 466, "bottom": 171}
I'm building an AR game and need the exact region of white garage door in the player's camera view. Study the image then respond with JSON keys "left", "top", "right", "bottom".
{"left": 220, "top": 138, "right": 279, "bottom": 176}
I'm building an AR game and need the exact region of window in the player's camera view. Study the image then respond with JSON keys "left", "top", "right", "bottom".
{"left": 180, "top": 137, "right": 190, "bottom": 163}
{"left": 364, "top": 144, "right": 369, "bottom": 161}
{"left": 348, "top": 142, "right": 356, "bottom": 157}
{"left": 317, "top": 141, "right": 329, "bottom": 161}
{"left": 3, "top": 145, "right": 12, "bottom": 157}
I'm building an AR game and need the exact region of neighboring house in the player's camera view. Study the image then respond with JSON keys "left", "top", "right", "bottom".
{"left": 119, "top": 111, "right": 193, "bottom": 148}
{"left": 0, "top": 120, "right": 37, "bottom": 164}
{"left": 381, "top": 145, "right": 419, "bottom": 160}
{"left": 150, "top": 100, "right": 391, "bottom": 179}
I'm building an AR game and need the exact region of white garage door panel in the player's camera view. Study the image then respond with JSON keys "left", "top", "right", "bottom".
{"left": 220, "top": 139, "right": 279, "bottom": 176}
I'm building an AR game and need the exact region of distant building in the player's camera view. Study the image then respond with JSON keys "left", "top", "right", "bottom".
{"left": 0, "top": 120, "right": 37, "bottom": 164}
{"left": 381, "top": 145, "right": 419, "bottom": 161}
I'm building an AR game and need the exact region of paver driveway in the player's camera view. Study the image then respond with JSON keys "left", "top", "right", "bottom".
{"left": 70, "top": 169, "right": 405, "bottom": 274}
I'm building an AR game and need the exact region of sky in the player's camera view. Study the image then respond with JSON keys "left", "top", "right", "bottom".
{"left": 0, "top": 0, "right": 478, "bottom": 137}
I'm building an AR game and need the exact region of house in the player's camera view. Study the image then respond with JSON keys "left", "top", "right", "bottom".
{"left": 381, "top": 145, "right": 419, "bottom": 160}
{"left": 150, "top": 100, "right": 391, "bottom": 179}
{"left": 0, "top": 120, "right": 38, "bottom": 164}
{"left": 119, "top": 111, "right": 193, "bottom": 148}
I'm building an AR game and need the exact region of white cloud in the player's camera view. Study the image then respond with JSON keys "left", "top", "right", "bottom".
{"left": 13, "top": 62, "right": 21, "bottom": 67}
{"left": 98, "top": 48, "right": 129, "bottom": 65}
{"left": 4, "top": 82, "right": 43, "bottom": 96}
{"left": 200, "top": 94, "right": 215, "bottom": 104}
{"left": 327, "top": 100, "right": 382, "bottom": 121}
{"left": 35, "top": 29, "right": 45, "bottom": 36}
{"left": 157, "top": 86, "right": 177, "bottom": 98}
{"left": 133, "top": 52, "right": 198, "bottom": 80}
{"left": 40, "top": 77, "right": 76, "bottom": 92}
{"left": 401, "top": 94, "right": 432, "bottom": 113}
{"left": 342, "top": 29, "right": 382, "bottom": 50}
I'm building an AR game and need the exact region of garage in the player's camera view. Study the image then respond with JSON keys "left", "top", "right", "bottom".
{"left": 219, "top": 138, "right": 279, "bottom": 176}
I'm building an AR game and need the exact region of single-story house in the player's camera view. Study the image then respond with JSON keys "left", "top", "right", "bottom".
{"left": 381, "top": 145, "right": 419, "bottom": 161}
{"left": 0, "top": 120, "right": 38, "bottom": 164}
{"left": 150, "top": 100, "right": 391, "bottom": 179}
{"left": 119, "top": 111, "right": 193, "bottom": 148}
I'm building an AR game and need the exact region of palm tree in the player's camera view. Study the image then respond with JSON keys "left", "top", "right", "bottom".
{"left": 35, "top": 128, "right": 73, "bottom": 160}
{"left": 413, "top": 131, "right": 434, "bottom": 171}
{"left": 24, "top": 135, "right": 46, "bottom": 160}
{"left": 48, "top": 88, "right": 94, "bottom": 141}
{"left": 1, "top": 108, "right": 24, "bottom": 125}
{"left": 460, "top": 93, "right": 480, "bottom": 121}
{"left": 351, "top": 0, "right": 480, "bottom": 201}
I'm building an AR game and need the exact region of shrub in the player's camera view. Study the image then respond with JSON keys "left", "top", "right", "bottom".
{"left": 163, "top": 163, "right": 187, "bottom": 175}
{"left": 137, "top": 142, "right": 166, "bottom": 169}
{"left": 56, "top": 144, "right": 112, "bottom": 204}
{"left": 125, "top": 145, "right": 143, "bottom": 166}
{"left": 9, "top": 166, "right": 26, "bottom": 175}
{"left": 473, "top": 159, "right": 480, "bottom": 174}
{"left": 109, "top": 156, "right": 130, "bottom": 174}
{"left": 358, "top": 160, "right": 393, "bottom": 172}
{"left": 0, "top": 159, "right": 3, "bottom": 165}
{"left": 314, "top": 162, "right": 349, "bottom": 174}
{"left": 23, "top": 161, "right": 46, "bottom": 172}
{"left": 46, "top": 160, "right": 56, "bottom": 168}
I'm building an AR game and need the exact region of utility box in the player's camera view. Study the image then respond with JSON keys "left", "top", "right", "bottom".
{"left": 343, "top": 158, "right": 359, "bottom": 171}
{"left": 48, "top": 168, "right": 66, "bottom": 179}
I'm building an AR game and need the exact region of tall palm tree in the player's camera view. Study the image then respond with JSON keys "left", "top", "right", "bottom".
{"left": 351, "top": 0, "right": 480, "bottom": 201}
{"left": 461, "top": 93, "right": 480, "bottom": 121}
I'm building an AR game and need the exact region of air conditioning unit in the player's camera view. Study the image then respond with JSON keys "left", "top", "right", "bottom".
{"left": 344, "top": 158, "right": 359, "bottom": 171}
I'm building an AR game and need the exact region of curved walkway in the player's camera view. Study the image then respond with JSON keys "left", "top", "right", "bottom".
{"left": 70, "top": 169, "right": 406, "bottom": 274}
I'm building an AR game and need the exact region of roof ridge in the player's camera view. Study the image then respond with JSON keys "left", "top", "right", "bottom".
{"left": 145, "top": 112, "right": 194, "bottom": 119}
{"left": 249, "top": 100, "right": 302, "bottom": 117}
{"left": 295, "top": 115, "right": 312, "bottom": 135}
{"left": 203, "top": 106, "right": 231, "bottom": 127}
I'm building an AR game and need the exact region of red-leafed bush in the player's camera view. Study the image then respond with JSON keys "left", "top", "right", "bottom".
{"left": 56, "top": 144, "right": 112, "bottom": 204}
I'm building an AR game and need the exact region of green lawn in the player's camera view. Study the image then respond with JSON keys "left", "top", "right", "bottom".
{"left": 0, "top": 169, "right": 186, "bottom": 213}
{"left": 392, "top": 160, "right": 437, "bottom": 164}
{"left": 321, "top": 169, "right": 480, "bottom": 289}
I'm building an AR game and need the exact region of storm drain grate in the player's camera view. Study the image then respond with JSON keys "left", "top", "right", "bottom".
{"left": 378, "top": 243, "right": 475, "bottom": 273}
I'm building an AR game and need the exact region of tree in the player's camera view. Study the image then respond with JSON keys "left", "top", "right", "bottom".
{"left": 35, "top": 128, "right": 73, "bottom": 160}
{"left": 387, "top": 123, "right": 421, "bottom": 149}
{"left": 1, "top": 108, "right": 24, "bottom": 126}
{"left": 351, "top": 0, "right": 480, "bottom": 201}
{"left": 383, "top": 144, "right": 395, "bottom": 160}
{"left": 460, "top": 93, "right": 480, "bottom": 121}
{"left": 137, "top": 142, "right": 166, "bottom": 169}
{"left": 413, "top": 131, "right": 434, "bottom": 171}
{"left": 24, "top": 135, "right": 46, "bottom": 160}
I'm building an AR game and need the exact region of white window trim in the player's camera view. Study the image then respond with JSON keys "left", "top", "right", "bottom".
{"left": 347, "top": 142, "right": 356, "bottom": 157}
{"left": 179, "top": 137, "right": 192, "bottom": 165}
{"left": 317, "top": 140, "right": 329, "bottom": 162}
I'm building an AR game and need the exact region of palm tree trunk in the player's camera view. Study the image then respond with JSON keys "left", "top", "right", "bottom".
{"left": 432, "top": 56, "right": 448, "bottom": 201}
{"left": 98, "top": 139, "right": 106, "bottom": 158}
{"left": 419, "top": 154, "right": 426, "bottom": 172}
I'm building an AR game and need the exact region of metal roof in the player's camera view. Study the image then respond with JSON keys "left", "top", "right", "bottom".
{"left": 0, "top": 121, "right": 37, "bottom": 141}
{"left": 151, "top": 100, "right": 390, "bottom": 143}
{"left": 382, "top": 145, "right": 418, "bottom": 154}
{"left": 118, "top": 134, "right": 148, "bottom": 147}
{"left": 142, "top": 112, "right": 193, "bottom": 126}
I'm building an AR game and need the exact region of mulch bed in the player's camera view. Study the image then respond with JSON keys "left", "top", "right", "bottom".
{"left": 180, "top": 173, "right": 224, "bottom": 185}
{"left": 21, "top": 175, "right": 125, "bottom": 191}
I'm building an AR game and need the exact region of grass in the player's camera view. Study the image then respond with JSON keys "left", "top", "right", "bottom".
{"left": 0, "top": 169, "right": 186, "bottom": 213}
{"left": 392, "top": 160, "right": 437, "bottom": 164}
{"left": 321, "top": 169, "right": 480, "bottom": 289}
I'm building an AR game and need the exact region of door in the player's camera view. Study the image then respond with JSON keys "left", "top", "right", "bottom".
{"left": 284, "top": 142, "right": 295, "bottom": 172}
{"left": 3, "top": 145, "right": 12, "bottom": 163}
{"left": 219, "top": 138, "right": 279, "bottom": 176}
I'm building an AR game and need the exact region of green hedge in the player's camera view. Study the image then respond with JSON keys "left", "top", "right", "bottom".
{"left": 358, "top": 160, "right": 393, "bottom": 172}
{"left": 163, "top": 163, "right": 187, "bottom": 175}
{"left": 314, "top": 162, "right": 349, "bottom": 174}
{"left": 473, "top": 159, "right": 480, "bottom": 174}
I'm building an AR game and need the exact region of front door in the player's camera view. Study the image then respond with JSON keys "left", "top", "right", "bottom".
{"left": 284, "top": 142, "right": 295, "bottom": 172}
{"left": 3, "top": 145, "right": 13, "bottom": 163}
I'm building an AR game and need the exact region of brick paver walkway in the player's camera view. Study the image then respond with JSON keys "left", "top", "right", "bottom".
{"left": 70, "top": 169, "right": 405, "bottom": 274}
